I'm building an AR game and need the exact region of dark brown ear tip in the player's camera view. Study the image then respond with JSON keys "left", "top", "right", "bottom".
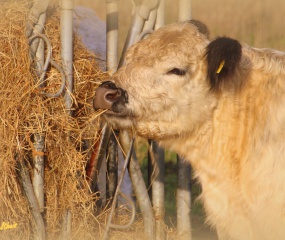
{"left": 185, "top": 19, "right": 210, "bottom": 38}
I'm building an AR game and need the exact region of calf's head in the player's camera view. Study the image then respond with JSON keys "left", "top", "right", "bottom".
{"left": 94, "top": 20, "right": 242, "bottom": 140}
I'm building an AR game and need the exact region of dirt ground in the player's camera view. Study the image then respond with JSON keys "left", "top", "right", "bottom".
{"left": 192, "top": 215, "right": 218, "bottom": 240}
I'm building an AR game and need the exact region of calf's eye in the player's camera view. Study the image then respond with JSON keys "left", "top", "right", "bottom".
{"left": 167, "top": 68, "right": 186, "bottom": 76}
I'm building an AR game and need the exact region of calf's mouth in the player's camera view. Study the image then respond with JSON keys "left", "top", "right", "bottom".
{"left": 93, "top": 81, "right": 129, "bottom": 117}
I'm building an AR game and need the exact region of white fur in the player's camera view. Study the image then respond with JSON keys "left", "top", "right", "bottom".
{"left": 105, "top": 22, "right": 285, "bottom": 239}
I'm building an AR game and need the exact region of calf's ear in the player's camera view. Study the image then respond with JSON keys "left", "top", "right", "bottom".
{"left": 187, "top": 19, "right": 210, "bottom": 38}
{"left": 205, "top": 37, "right": 242, "bottom": 91}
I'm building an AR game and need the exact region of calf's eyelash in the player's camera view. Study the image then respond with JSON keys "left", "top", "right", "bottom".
{"left": 167, "top": 68, "right": 186, "bottom": 76}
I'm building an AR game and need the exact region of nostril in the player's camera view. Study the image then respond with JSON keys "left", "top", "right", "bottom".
{"left": 93, "top": 83, "right": 128, "bottom": 112}
{"left": 105, "top": 90, "right": 121, "bottom": 102}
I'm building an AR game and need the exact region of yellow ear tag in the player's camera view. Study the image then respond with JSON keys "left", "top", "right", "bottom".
{"left": 216, "top": 60, "right": 225, "bottom": 74}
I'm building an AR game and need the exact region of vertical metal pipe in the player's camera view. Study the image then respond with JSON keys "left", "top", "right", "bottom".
{"left": 116, "top": 1, "right": 160, "bottom": 238}
{"left": 118, "top": 5, "right": 145, "bottom": 67}
{"left": 149, "top": 141, "right": 165, "bottom": 240}
{"left": 26, "top": 0, "right": 49, "bottom": 39}
{"left": 60, "top": 0, "right": 74, "bottom": 116}
{"left": 32, "top": 13, "right": 46, "bottom": 214}
{"left": 142, "top": 9, "right": 157, "bottom": 32}
{"left": 147, "top": 140, "right": 153, "bottom": 199}
{"left": 33, "top": 133, "right": 45, "bottom": 213}
{"left": 59, "top": 209, "right": 72, "bottom": 240}
{"left": 150, "top": 2, "right": 166, "bottom": 237}
{"left": 177, "top": 2, "right": 192, "bottom": 239}
{"left": 135, "top": 2, "right": 167, "bottom": 239}
{"left": 106, "top": 0, "right": 118, "bottom": 73}
{"left": 106, "top": 131, "right": 118, "bottom": 201}
{"left": 176, "top": 156, "right": 192, "bottom": 240}
{"left": 27, "top": 0, "right": 49, "bottom": 219}
{"left": 60, "top": 0, "right": 74, "bottom": 237}
{"left": 155, "top": 0, "right": 165, "bottom": 30}
{"left": 106, "top": 0, "right": 119, "bottom": 209}
{"left": 178, "top": 0, "right": 191, "bottom": 21}
{"left": 118, "top": 0, "right": 159, "bottom": 67}
{"left": 33, "top": 12, "right": 46, "bottom": 76}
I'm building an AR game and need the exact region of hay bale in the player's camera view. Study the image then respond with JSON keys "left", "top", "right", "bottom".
{"left": 0, "top": 1, "right": 108, "bottom": 239}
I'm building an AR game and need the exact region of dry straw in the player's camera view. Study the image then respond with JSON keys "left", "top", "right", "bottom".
{"left": 0, "top": 1, "right": 165, "bottom": 239}
{"left": 0, "top": 0, "right": 110, "bottom": 239}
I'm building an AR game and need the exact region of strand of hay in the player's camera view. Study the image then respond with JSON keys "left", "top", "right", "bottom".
{"left": 0, "top": 1, "right": 108, "bottom": 239}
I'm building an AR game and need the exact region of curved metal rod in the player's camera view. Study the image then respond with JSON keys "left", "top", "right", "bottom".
{"left": 29, "top": 34, "right": 51, "bottom": 80}
{"left": 103, "top": 137, "right": 135, "bottom": 240}
{"left": 47, "top": 58, "right": 66, "bottom": 98}
{"left": 137, "top": 29, "right": 153, "bottom": 41}
{"left": 29, "top": 34, "right": 66, "bottom": 98}
{"left": 109, "top": 191, "right": 136, "bottom": 230}
{"left": 16, "top": 155, "right": 46, "bottom": 240}
{"left": 26, "top": 0, "right": 50, "bottom": 38}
